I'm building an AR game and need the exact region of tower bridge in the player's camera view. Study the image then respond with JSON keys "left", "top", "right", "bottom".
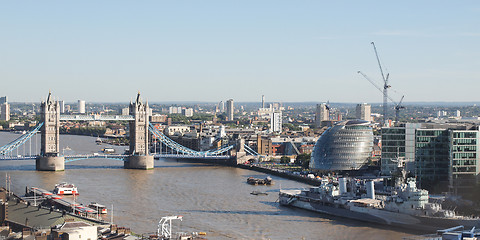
{"left": 0, "top": 92, "right": 256, "bottom": 171}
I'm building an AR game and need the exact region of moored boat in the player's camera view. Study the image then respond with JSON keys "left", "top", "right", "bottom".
{"left": 247, "top": 176, "right": 273, "bottom": 185}
{"left": 53, "top": 182, "right": 79, "bottom": 195}
{"left": 88, "top": 202, "right": 107, "bottom": 214}
{"left": 279, "top": 163, "right": 480, "bottom": 232}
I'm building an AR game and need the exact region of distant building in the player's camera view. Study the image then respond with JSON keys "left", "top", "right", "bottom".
{"left": 218, "top": 101, "right": 225, "bottom": 113}
{"left": 356, "top": 103, "right": 371, "bottom": 121}
{"left": 314, "top": 103, "right": 329, "bottom": 128}
{"left": 0, "top": 96, "right": 7, "bottom": 105}
{"left": 310, "top": 120, "right": 373, "bottom": 171}
{"left": 257, "top": 107, "right": 274, "bottom": 119}
{"left": 59, "top": 100, "right": 65, "bottom": 113}
{"left": 121, "top": 107, "right": 129, "bottom": 115}
{"left": 150, "top": 114, "right": 167, "bottom": 123}
{"left": 262, "top": 95, "right": 265, "bottom": 108}
{"left": 0, "top": 103, "right": 10, "bottom": 121}
{"left": 78, "top": 100, "right": 86, "bottom": 114}
{"left": 257, "top": 135, "right": 273, "bottom": 155}
{"left": 182, "top": 108, "right": 193, "bottom": 117}
{"left": 165, "top": 126, "right": 190, "bottom": 136}
{"left": 226, "top": 99, "right": 234, "bottom": 121}
{"left": 270, "top": 111, "right": 282, "bottom": 133}
{"left": 169, "top": 106, "right": 182, "bottom": 114}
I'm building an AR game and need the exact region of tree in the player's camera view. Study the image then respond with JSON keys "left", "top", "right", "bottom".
{"left": 0, "top": 120, "right": 8, "bottom": 129}
{"left": 295, "top": 153, "right": 311, "bottom": 169}
{"left": 280, "top": 156, "right": 290, "bottom": 164}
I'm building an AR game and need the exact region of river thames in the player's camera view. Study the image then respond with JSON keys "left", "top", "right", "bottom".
{"left": 0, "top": 132, "right": 416, "bottom": 239}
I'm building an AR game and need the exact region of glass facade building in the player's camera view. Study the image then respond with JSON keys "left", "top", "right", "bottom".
{"left": 380, "top": 123, "right": 480, "bottom": 193}
{"left": 310, "top": 120, "right": 373, "bottom": 171}
{"left": 381, "top": 123, "right": 421, "bottom": 175}
{"left": 415, "top": 129, "right": 451, "bottom": 191}
{"left": 449, "top": 130, "right": 480, "bottom": 193}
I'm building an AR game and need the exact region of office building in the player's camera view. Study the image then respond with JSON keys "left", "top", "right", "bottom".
{"left": 270, "top": 111, "right": 282, "bottom": 133}
{"left": 449, "top": 130, "right": 480, "bottom": 194}
{"left": 415, "top": 128, "right": 452, "bottom": 191}
{"left": 1, "top": 103, "right": 10, "bottom": 121}
{"left": 262, "top": 95, "right": 265, "bottom": 108}
{"left": 0, "top": 96, "right": 7, "bottom": 105}
{"left": 380, "top": 123, "right": 421, "bottom": 174}
{"left": 78, "top": 100, "right": 86, "bottom": 114}
{"left": 226, "top": 99, "right": 234, "bottom": 121}
{"left": 356, "top": 103, "right": 371, "bottom": 121}
{"left": 315, "top": 103, "right": 329, "bottom": 128}
{"left": 381, "top": 123, "right": 480, "bottom": 193}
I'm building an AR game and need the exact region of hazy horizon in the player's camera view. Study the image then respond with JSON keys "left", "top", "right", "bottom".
{"left": 1, "top": 1, "right": 479, "bottom": 103}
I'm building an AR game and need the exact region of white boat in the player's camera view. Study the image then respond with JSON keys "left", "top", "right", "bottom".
{"left": 103, "top": 147, "right": 115, "bottom": 153}
{"left": 53, "top": 182, "right": 79, "bottom": 195}
{"left": 88, "top": 202, "right": 107, "bottom": 214}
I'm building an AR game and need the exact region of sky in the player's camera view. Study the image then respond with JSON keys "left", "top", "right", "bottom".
{"left": 1, "top": 1, "right": 479, "bottom": 104}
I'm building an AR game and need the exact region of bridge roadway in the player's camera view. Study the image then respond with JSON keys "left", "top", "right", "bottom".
{"left": 59, "top": 115, "right": 135, "bottom": 121}
{"left": 0, "top": 154, "right": 232, "bottom": 162}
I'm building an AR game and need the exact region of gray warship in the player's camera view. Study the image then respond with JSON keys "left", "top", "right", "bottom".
{"left": 279, "top": 161, "right": 480, "bottom": 232}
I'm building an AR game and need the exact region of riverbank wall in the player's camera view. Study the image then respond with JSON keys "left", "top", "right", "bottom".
{"left": 158, "top": 157, "right": 321, "bottom": 186}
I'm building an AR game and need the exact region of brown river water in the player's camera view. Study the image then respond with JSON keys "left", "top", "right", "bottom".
{"left": 0, "top": 132, "right": 418, "bottom": 239}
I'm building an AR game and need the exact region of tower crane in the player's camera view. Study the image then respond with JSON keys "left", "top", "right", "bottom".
{"left": 371, "top": 42, "right": 391, "bottom": 125}
{"left": 357, "top": 71, "right": 405, "bottom": 122}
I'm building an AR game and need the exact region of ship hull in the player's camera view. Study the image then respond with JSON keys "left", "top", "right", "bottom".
{"left": 279, "top": 193, "right": 480, "bottom": 232}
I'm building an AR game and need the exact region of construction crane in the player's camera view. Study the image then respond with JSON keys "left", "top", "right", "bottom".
{"left": 358, "top": 71, "right": 405, "bottom": 122}
{"left": 371, "top": 42, "right": 390, "bottom": 125}
{"left": 394, "top": 95, "right": 405, "bottom": 122}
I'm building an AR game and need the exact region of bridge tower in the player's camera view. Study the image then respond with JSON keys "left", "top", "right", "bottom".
{"left": 37, "top": 91, "right": 65, "bottom": 171}
{"left": 234, "top": 138, "right": 249, "bottom": 164}
{"left": 124, "top": 92, "right": 154, "bottom": 169}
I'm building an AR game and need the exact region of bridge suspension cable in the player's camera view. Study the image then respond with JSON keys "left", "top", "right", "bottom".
{"left": 243, "top": 144, "right": 259, "bottom": 156}
{"left": 0, "top": 122, "right": 43, "bottom": 156}
{"left": 148, "top": 123, "right": 234, "bottom": 156}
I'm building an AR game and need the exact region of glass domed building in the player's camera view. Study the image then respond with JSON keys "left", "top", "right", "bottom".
{"left": 310, "top": 120, "right": 373, "bottom": 171}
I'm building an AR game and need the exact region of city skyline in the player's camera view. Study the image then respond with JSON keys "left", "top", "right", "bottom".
{"left": 1, "top": 1, "right": 479, "bottom": 103}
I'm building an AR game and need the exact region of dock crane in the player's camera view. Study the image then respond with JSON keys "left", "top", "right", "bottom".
{"left": 358, "top": 71, "right": 405, "bottom": 122}
{"left": 371, "top": 42, "right": 390, "bottom": 125}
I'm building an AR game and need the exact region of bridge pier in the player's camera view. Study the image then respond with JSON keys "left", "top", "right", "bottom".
{"left": 124, "top": 155, "right": 154, "bottom": 170}
{"left": 36, "top": 156, "right": 65, "bottom": 171}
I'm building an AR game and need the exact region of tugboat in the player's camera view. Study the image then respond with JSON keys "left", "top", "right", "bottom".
{"left": 250, "top": 191, "right": 268, "bottom": 196}
{"left": 53, "top": 182, "right": 79, "bottom": 195}
{"left": 247, "top": 176, "right": 273, "bottom": 185}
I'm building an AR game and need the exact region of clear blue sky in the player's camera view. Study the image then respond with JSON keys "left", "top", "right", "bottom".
{"left": 1, "top": 1, "right": 479, "bottom": 103}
